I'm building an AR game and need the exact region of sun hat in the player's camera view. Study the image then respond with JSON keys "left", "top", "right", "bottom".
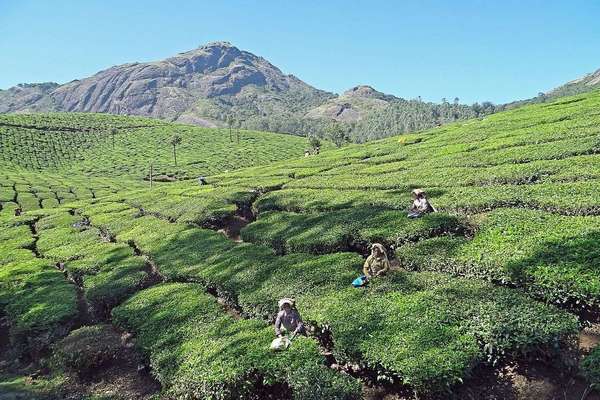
{"left": 278, "top": 298, "right": 295, "bottom": 309}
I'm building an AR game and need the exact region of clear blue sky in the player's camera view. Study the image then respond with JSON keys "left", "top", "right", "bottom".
{"left": 1, "top": 0, "right": 599, "bottom": 104}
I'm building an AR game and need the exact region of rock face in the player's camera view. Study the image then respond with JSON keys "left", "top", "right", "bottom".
{"left": 0, "top": 42, "right": 333, "bottom": 124}
{"left": 0, "top": 41, "right": 495, "bottom": 141}
{"left": 546, "top": 68, "right": 600, "bottom": 97}
{"left": 0, "top": 83, "right": 60, "bottom": 113}
{"left": 47, "top": 42, "right": 327, "bottom": 121}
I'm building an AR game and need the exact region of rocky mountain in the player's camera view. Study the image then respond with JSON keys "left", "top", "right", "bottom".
{"left": 0, "top": 82, "right": 60, "bottom": 113}
{"left": 1, "top": 42, "right": 334, "bottom": 128}
{"left": 545, "top": 68, "right": 600, "bottom": 98}
{"left": 0, "top": 41, "right": 498, "bottom": 141}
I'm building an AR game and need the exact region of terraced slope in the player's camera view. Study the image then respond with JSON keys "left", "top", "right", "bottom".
{"left": 0, "top": 112, "right": 316, "bottom": 181}
{"left": 1, "top": 90, "right": 600, "bottom": 399}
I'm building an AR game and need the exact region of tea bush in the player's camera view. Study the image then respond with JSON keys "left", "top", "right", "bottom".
{"left": 112, "top": 283, "right": 361, "bottom": 399}
{"left": 580, "top": 347, "right": 600, "bottom": 389}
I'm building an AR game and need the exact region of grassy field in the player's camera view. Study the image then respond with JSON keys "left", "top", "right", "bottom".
{"left": 1, "top": 91, "right": 600, "bottom": 398}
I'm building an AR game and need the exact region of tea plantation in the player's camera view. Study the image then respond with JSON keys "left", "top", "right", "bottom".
{"left": 1, "top": 91, "right": 600, "bottom": 399}
{"left": 0, "top": 112, "right": 315, "bottom": 180}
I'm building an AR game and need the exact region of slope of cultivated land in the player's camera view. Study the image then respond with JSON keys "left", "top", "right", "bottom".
{"left": 0, "top": 112, "right": 318, "bottom": 181}
{"left": 1, "top": 91, "right": 600, "bottom": 399}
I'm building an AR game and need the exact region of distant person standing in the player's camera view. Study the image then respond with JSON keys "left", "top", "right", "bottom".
{"left": 407, "top": 189, "right": 436, "bottom": 218}
{"left": 197, "top": 176, "right": 207, "bottom": 186}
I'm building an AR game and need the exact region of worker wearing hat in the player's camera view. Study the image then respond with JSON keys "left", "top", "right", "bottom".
{"left": 274, "top": 298, "right": 305, "bottom": 338}
{"left": 408, "top": 188, "right": 436, "bottom": 218}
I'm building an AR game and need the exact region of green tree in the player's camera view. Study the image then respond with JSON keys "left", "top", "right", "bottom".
{"left": 236, "top": 119, "right": 243, "bottom": 144}
{"left": 110, "top": 128, "right": 117, "bottom": 149}
{"left": 326, "top": 121, "right": 349, "bottom": 148}
{"left": 170, "top": 134, "right": 182, "bottom": 166}
{"left": 308, "top": 136, "right": 321, "bottom": 151}
{"left": 226, "top": 115, "right": 234, "bottom": 142}
{"left": 538, "top": 92, "right": 547, "bottom": 103}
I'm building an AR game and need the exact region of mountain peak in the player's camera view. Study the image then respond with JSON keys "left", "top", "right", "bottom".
{"left": 343, "top": 85, "right": 381, "bottom": 97}
{"left": 201, "top": 41, "right": 235, "bottom": 49}
{"left": 342, "top": 85, "right": 399, "bottom": 102}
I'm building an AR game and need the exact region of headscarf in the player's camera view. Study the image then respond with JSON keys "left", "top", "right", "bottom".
{"left": 411, "top": 188, "right": 425, "bottom": 198}
{"left": 370, "top": 243, "right": 388, "bottom": 260}
{"left": 278, "top": 298, "right": 295, "bottom": 310}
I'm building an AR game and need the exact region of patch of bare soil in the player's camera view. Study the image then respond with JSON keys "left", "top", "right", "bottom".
{"left": 451, "top": 359, "right": 599, "bottom": 400}
{"left": 217, "top": 214, "right": 250, "bottom": 242}
{"left": 0, "top": 312, "right": 10, "bottom": 370}
{"left": 71, "top": 361, "right": 160, "bottom": 400}
{"left": 22, "top": 327, "right": 161, "bottom": 400}
{"left": 580, "top": 323, "right": 600, "bottom": 353}
{"left": 362, "top": 351, "right": 600, "bottom": 400}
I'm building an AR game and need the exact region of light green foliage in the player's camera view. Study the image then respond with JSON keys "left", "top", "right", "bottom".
{"left": 0, "top": 112, "right": 313, "bottom": 180}
{"left": 397, "top": 208, "right": 600, "bottom": 308}
{"left": 1, "top": 91, "right": 599, "bottom": 396}
{"left": 35, "top": 210, "right": 147, "bottom": 314}
{"left": 0, "top": 218, "right": 78, "bottom": 353}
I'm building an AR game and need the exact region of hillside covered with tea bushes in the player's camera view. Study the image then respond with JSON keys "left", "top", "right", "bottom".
{"left": 1, "top": 90, "right": 599, "bottom": 399}
{"left": 0, "top": 112, "right": 314, "bottom": 181}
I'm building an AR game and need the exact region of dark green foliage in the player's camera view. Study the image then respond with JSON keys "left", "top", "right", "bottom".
{"left": 87, "top": 204, "right": 577, "bottom": 394}
{"left": 112, "top": 283, "right": 361, "bottom": 400}
{"left": 0, "top": 373, "right": 66, "bottom": 400}
{"left": 241, "top": 209, "right": 465, "bottom": 254}
{"left": 53, "top": 325, "right": 124, "bottom": 377}
{"left": 580, "top": 347, "right": 600, "bottom": 389}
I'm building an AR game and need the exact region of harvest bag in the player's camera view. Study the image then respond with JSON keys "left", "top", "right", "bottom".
{"left": 270, "top": 337, "right": 292, "bottom": 351}
{"left": 352, "top": 275, "right": 368, "bottom": 287}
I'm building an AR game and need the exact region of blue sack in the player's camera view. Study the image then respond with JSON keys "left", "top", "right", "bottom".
{"left": 352, "top": 275, "right": 367, "bottom": 287}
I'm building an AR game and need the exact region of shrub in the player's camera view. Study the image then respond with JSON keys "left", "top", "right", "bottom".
{"left": 580, "top": 347, "right": 600, "bottom": 389}
{"left": 112, "top": 283, "right": 361, "bottom": 399}
{"left": 53, "top": 325, "right": 124, "bottom": 377}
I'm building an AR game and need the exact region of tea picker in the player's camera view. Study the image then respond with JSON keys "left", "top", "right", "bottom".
{"left": 270, "top": 298, "right": 305, "bottom": 351}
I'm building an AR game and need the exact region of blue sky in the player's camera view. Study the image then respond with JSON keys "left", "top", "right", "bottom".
{"left": 1, "top": 0, "right": 599, "bottom": 104}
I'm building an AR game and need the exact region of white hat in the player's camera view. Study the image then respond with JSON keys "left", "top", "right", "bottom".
{"left": 278, "top": 298, "right": 295, "bottom": 309}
